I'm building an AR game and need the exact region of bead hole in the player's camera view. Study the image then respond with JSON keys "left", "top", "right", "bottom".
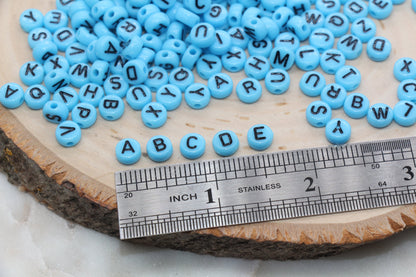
{"left": 190, "top": 49, "right": 196, "bottom": 55}
{"left": 51, "top": 103, "right": 58, "bottom": 109}
{"left": 274, "top": 13, "right": 282, "bottom": 20}
{"left": 109, "top": 11, "right": 115, "bottom": 17}
{"left": 141, "top": 9, "right": 147, "bottom": 15}
{"left": 145, "top": 36, "right": 152, "bottom": 41}
{"left": 67, "top": 142, "right": 74, "bottom": 146}
{"left": 230, "top": 16, "right": 237, "bottom": 23}
{"left": 50, "top": 72, "right": 57, "bottom": 78}
{"left": 251, "top": 19, "right": 257, "bottom": 25}
{"left": 174, "top": 42, "right": 180, "bottom": 47}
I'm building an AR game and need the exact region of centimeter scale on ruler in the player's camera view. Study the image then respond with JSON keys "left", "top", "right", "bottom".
{"left": 116, "top": 136, "right": 416, "bottom": 239}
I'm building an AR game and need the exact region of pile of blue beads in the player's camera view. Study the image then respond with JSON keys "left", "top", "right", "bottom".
{"left": 0, "top": 0, "right": 415, "bottom": 165}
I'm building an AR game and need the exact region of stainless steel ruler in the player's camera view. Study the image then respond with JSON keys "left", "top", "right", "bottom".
{"left": 115, "top": 136, "right": 416, "bottom": 240}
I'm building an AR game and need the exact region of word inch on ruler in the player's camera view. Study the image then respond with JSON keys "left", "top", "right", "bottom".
{"left": 116, "top": 137, "right": 416, "bottom": 240}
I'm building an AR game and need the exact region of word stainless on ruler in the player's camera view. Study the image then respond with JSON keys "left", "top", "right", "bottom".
{"left": 115, "top": 137, "right": 416, "bottom": 240}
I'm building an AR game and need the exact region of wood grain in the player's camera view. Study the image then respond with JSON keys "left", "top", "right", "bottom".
{"left": 2, "top": 0, "right": 416, "bottom": 259}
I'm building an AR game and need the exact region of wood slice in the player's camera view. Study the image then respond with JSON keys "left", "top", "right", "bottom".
{"left": 2, "top": 0, "right": 416, "bottom": 260}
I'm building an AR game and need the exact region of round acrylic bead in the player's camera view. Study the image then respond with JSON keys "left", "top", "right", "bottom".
{"left": 78, "top": 83, "right": 104, "bottom": 107}
{"left": 272, "top": 7, "right": 294, "bottom": 31}
{"left": 55, "top": 121, "right": 82, "bottom": 147}
{"left": 393, "top": 101, "right": 416, "bottom": 127}
{"left": 261, "top": 17, "right": 280, "bottom": 41}
{"left": 42, "top": 100, "right": 69, "bottom": 124}
{"left": 343, "top": 0, "right": 368, "bottom": 22}
{"left": 99, "top": 95, "right": 124, "bottom": 121}
{"left": 367, "top": 36, "right": 391, "bottom": 62}
{"left": 335, "top": 65, "right": 361, "bottom": 91}
{"left": 146, "top": 135, "right": 173, "bottom": 162}
{"left": 295, "top": 45, "right": 320, "bottom": 71}
{"left": 212, "top": 130, "right": 239, "bottom": 157}
{"left": 184, "top": 83, "right": 211, "bottom": 109}
{"left": 306, "top": 100, "right": 332, "bottom": 127}
{"left": 28, "top": 27, "right": 52, "bottom": 49}
{"left": 44, "top": 70, "right": 70, "bottom": 93}
{"left": 24, "top": 85, "right": 50, "bottom": 110}
{"left": 115, "top": 138, "right": 141, "bottom": 165}
{"left": 299, "top": 71, "right": 326, "bottom": 97}
{"left": 53, "top": 86, "right": 78, "bottom": 111}
{"left": 316, "top": 0, "right": 341, "bottom": 16}
{"left": 274, "top": 32, "right": 300, "bottom": 52}
{"left": 0, "top": 83, "right": 25, "bottom": 109}
{"left": 53, "top": 27, "right": 76, "bottom": 51}
{"left": 121, "top": 36, "right": 144, "bottom": 60}
{"left": 145, "top": 66, "right": 169, "bottom": 92}
{"left": 337, "top": 34, "right": 363, "bottom": 60}
{"left": 32, "top": 41, "right": 58, "bottom": 64}
{"left": 241, "top": 15, "right": 268, "bottom": 41}
{"left": 244, "top": 56, "right": 270, "bottom": 80}
{"left": 166, "top": 21, "right": 185, "bottom": 40}
{"left": 69, "top": 63, "right": 89, "bottom": 88}
{"left": 196, "top": 54, "right": 222, "bottom": 80}
{"left": 269, "top": 46, "right": 295, "bottom": 71}
{"left": 368, "top": 0, "right": 393, "bottom": 20}
{"left": 203, "top": 4, "right": 228, "bottom": 29}
{"left": 95, "top": 36, "right": 121, "bottom": 62}
{"left": 126, "top": 85, "right": 152, "bottom": 110}
{"left": 162, "top": 39, "right": 187, "bottom": 58}
{"left": 180, "top": 133, "right": 206, "bottom": 160}
{"left": 247, "top": 39, "right": 273, "bottom": 58}
{"left": 71, "top": 102, "right": 97, "bottom": 129}
{"left": 265, "top": 68, "right": 290, "bottom": 95}
{"left": 287, "top": 0, "right": 311, "bottom": 15}
{"left": 103, "top": 6, "right": 128, "bottom": 29}
{"left": 236, "top": 78, "right": 262, "bottom": 104}
{"left": 123, "top": 59, "right": 148, "bottom": 85}
{"left": 76, "top": 27, "right": 97, "bottom": 46}
{"left": 367, "top": 103, "right": 393, "bottom": 128}
{"left": 350, "top": 17, "right": 376, "bottom": 43}
{"left": 104, "top": 75, "right": 129, "bottom": 98}
{"left": 207, "top": 73, "right": 233, "bottom": 99}
{"left": 137, "top": 48, "right": 155, "bottom": 66}
{"left": 181, "top": 45, "right": 202, "bottom": 70}
{"left": 325, "top": 118, "right": 351, "bottom": 145}
{"left": 393, "top": 58, "right": 416, "bottom": 82}
{"left": 343, "top": 92, "right": 370, "bottom": 119}
{"left": 320, "top": 83, "right": 347, "bottom": 109}
{"left": 65, "top": 43, "right": 88, "bottom": 65}
{"left": 320, "top": 49, "right": 346, "bottom": 74}
{"left": 302, "top": 9, "right": 325, "bottom": 31}
{"left": 188, "top": 23, "right": 216, "bottom": 49}
{"left": 43, "top": 10, "right": 68, "bottom": 33}
{"left": 228, "top": 3, "right": 244, "bottom": 27}
{"left": 183, "top": 0, "right": 210, "bottom": 14}
{"left": 324, "top": 12, "right": 349, "bottom": 38}
{"left": 93, "top": 21, "right": 115, "bottom": 38}
{"left": 89, "top": 60, "right": 110, "bottom": 86}
{"left": 141, "top": 102, "right": 168, "bottom": 128}
{"left": 209, "top": 31, "right": 232, "bottom": 56}
{"left": 137, "top": 4, "right": 160, "bottom": 25}
{"left": 154, "top": 50, "right": 180, "bottom": 71}
{"left": 71, "top": 10, "right": 96, "bottom": 31}
{"left": 221, "top": 46, "right": 246, "bottom": 73}
{"left": 169, "top": 67, "right": 194, "bottom": 92}
{"left": 397, "top": 79, "right": 416, "bottom": 102}
{"left": 247, "top": 124, "right": 273, "bottom": 151}
{"left": 20, "top": 9, "right": 44, "bottom": 33}
{"left": 309, "top": 28, "right": 335, "bottom": 53}
{"left": 116, "top": 19, "right": 141, "bottom": 42}
{"left": 228, "top": 27, "right": 250, "bottom": 49}
{"left": 19, "top": 61, "right": 44, "bottom": 86}
{"left": 144, "top": 12, "right": 170, "bottom": 36}
{"left": 174, "top": 7, "right": 200, "bottom": 28}
{"left": 44, "top": 55, "right": 70, "bottom": 74}
{"left": 156, "top": 84, "right": 182, "bottom": 111}
{"left": 286, "top": 16, "right": 311, "bottom": 42}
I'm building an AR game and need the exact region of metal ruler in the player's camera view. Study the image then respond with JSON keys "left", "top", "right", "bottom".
{"left": 116, "top": 136, "right": 416, "bottom": 240}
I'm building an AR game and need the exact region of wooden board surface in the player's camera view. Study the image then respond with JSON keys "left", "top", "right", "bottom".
{"left": 2, "top": 0, "right": 416, "bottom": 259}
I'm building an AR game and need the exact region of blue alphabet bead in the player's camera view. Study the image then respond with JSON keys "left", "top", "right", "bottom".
{"left": 197, "top": 54, "right": 222, "bottom": 80}
{"left": 306, "top": 100, "right": 332, "bottom": 127}
{"left": 350, "top": 17, "right": 376, "bottom": 43}
{"left": 156, "top": 84, "right": 182, "bottom": 111}
{"left": 287, "top": 0, "right": 311, "bottom": 15}
{"left": 19, "top": 61, "right": 44, "bottom": 86}
{"left": 137, "top": 48, "right": 155, "bottom": 66}
{"left": 320, "top": 83, "right": 347, "bottom": 109}
{"left": 79, "top": 83, "right": 104, "bottom": 107}
{"left": 24, "top": 85, "right": 50, "bottom": 110}
{"left": 137, "top": 4, "right": 160, "bottom": 25}
{"left": 184, "top": 83, "right": 211, "bottom": 109}
{"left": 183, "top": 0, "right": 211, "bottom": 14}
{"left": 95, "top": 36, "right": 121, "bottom": 62}
{"left": 247, "top": 38, "right": 272, "bottom": 58}
{"left": 42, "top": 100, "right": 69, "bottom": 124}
{"left": 189, "top": 23, "right": 216, "bottom": 49}
{"left": 241, "top": 15, "right": 268, "bottom": 41}
{"left": 147, "top": 135, "right": 173, "bottom": 162}
{"left": 44, "top": 10, "right": 68, "bottom": 33}
{"left": 320, "top": 49, "right": 346, "bottom": 74}
{"left": 144, "top": 12, "right": 170, "bottom": 36}
{"left": 141, "top": 102, "right": 168, "bottom": 128}
{"left": 316, "top": 0, "right": 341, "bottom": 15}
{"left": 393, "top": 101, "right": 416, "bottom": 127}
{"left": 28, "top": 27, "right": 52, "bottom": 49}
{"left": 228, "top": 3, "right": 244, "bottom": 27}
{"left": 154, "top": 50, "right": 180, "bottom": 71}
{"left": 55, "top": 121, "right": 82, "bottom": 147}
{"left": 103, "top": 6, "right": 128, "bottom": 29}
{"left": 181, "top": 45, "right": 202, "bottom": 70}
{"left": 44, "top": 55, "right": 70, "bottom": 74}
{"left": 90, "top": 0, "right": 114, "bottom": 20}
{"left": 274, "top": 32, "right": 300, "bottom": 52}
{"left": 116, "top": 138, "right": 141, "bottom": 165}
{"left": 337, "top": 34, "right": 363, "bottom": 60}
{"left": 287, "top": 16, "right": 311, "bottom": 42}
{"left": 67, "top": 1, "right": 89, "bottom": 17}
{"left": 104, "top": 75, "right": 129, "bottom": 98}
{"left": 153, "top": 0, "right": 176, "bottom": 10}
{"left": 0, "top": 83, "right": 25, "bottom": 109}
{"left": 32, "top": 41, "right": 58, "bottom": 63}
{"left": 65, "top": 43, "right": 88, "bottom": 65}
{"left": 76, "top": 27, "right": 97, "bottom": 46}
{"left": 126, "top": 85, "right": 152, "bottom": 110}
{"left": 53, "top": 27, "right": 76, "bottom": 51}
{"left": 261, "top": 17, "right": 280, "bottom": 41}
{"left": 309, "top": 28, "right": 335, "bottom": 53}
{"left": 166, "top": 21, "right": 185, "bottom": 40}
{"left": 244, "top": 56, "right": 270, "bottom": 80}
{"left": 335, "top": 65, "right": 361, "bottom": 91}
{"left": 272, "top": 7, "right": 294, "bottom": 31}
{"left": 53, "top": 86, "right": 79, "bottom": 111}
{"left": 116, "top": 19, "right": 141, "bottom": 42}
{"left": 236, "top": 78, "right": 262, "bottom": 104}
{"left": 393, "top": 57, "right": 416, "bottom": 82}
{"left": 269, "top": 46, "right": 295, "bottom": 71}
{"left": 344, "top": 0, "right": 368, "bottom": 22}
{"left": 261, "top": 0, "right": 284, "bottom": 13}
{"left": 212, "top": 130, "right": 239, "bottom": 157}
{"left": 71, "top": 102, "right": 97, "bottom": 128}
{"left": 180, "top": 133, "right": 206, "bottom": 160}
{"left": 222, "top": 46, "right": 246, "bottom": 72}
{"left": 70, "top": 10, "right": 95, "bottom": 30}
{"left": 121, "top": 36, "right": 144, "bottom": 60}
{"left": 367, "top": 103, "right": 393, "bottom": 128}
{"left": 123, "top": 59, "right": 148, "bottom": 85}
{"left": 325, "top": 118, "right": 351, "bottom": 145}
{"left": 397, "top": 79, "right": 416, "bottom": 102}
{"left": 207, "top": 73, "right": 233, "bottom": 99}
{"left": 162, "top": 39, "right": 186, "bottom": 58}
{"left": 175, "top": 7, "right": 200, "bottom": 28}
{"left": 145, "top": 66, "right": 168, "bottom": 92}
{"left": 247, "top": 124, "right": 273, "bottom": 151}
{"left": 110, "top": 55, "right": 127, "bottom": 74}
{"left": 99, "top": 95, "right": 124, "bottom": 121}
{"left": 89, "top": 60, "right": 109, "bottom": 86}
{"left": 209, "top": 30, "right": 232, "bottom": 56}
{"left": 203, "top": 4, "right": 228, "bottom": 29}
{"left": 20, "top": 9, "right": 44, "bottom": 33}
{"left": 44, "top": 70, "right": 70, "bottom": 93}
{"left": 265, "top": 68, "right": 290, "bottom": 95}
{"left": 302, "top": 9, "right": 325, "bottom": 31}
{"left": 368, "top": 0, "right": 393, "bottom": 19}
{"left": 299, "top": 71, "right": 326, "bottom": 97}
{"left": 69, "top": 63, "right": 89, "bottom": 88}
{"left": 343, "top": 92, "right": 370, "bottom": 119}
{"left": 367, "top": 36, "right": 391, "bottom": 62}
{"left": 169, "top": 67, "right": 194, "bottom": 92}
{"left": 93, "top": 21, "right": 115, "bottom": 38}
{"left": 295, "top": 45, "right": 320, "bottom": 71}
{"left": 228, "top": 27, "right": 250, "bottom": 49}
{"left": 324, "top": 12, "right": 349, "bottom": 37}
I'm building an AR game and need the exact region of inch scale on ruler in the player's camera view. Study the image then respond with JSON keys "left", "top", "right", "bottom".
{"left": 115, "top": 136, "right": 416, "bottom": 240}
